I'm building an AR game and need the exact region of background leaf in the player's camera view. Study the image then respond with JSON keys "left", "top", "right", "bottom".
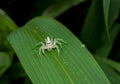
{"left": 80, "top": 0, "right": 105, "bottom": 52}
{"left": 108, "top": 0, "right": 120, "bottom": 27}
{"left": 8, "top": 17, "right": 110, "bottom": 84}
{"left": 103, "top": 0, "right": 111, "bottom": 42}
{"left": 0, "top": 8, "right": 17, "bottom": 54}
{"left": 0, "top": 8, "right": 17, "bottom": 77}
{"left": 95, "top": 23, "right": 120, "bottom": 58}
{"left": 0, "top": 52, "right": 11, "bottom": 77}
{"left": 96, "top": 57, "right": 120, "bottom": 84}
{"left": 42, "top": 0, "right": 85, "bottom": 17}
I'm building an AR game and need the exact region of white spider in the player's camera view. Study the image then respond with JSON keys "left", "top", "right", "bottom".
{"left": 35, "top": 36, "right": 66, "bottom": 55}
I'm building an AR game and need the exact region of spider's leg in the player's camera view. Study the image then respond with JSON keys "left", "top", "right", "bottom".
{"left": 39, "top": 42, "right": 45, "bottom": 55}
{"left": 39, "top": 47, "right": 45, "bottom": 55}
{"left": 39, "top": 47, "right": 42, "bottom": 55}
{"left": 54, "top": 39, "right": 62, "bottom": 48}
{"left": 32, "top": 42, "right": 41, "bottom": 50}
{"left": 36, "top": 42, "right": 41, "bottom": 46}
{"left": 41, "top": 42, "right": 45, "bottom": 54}
{"left": 33, "top": 42, "right": 45, "bottom": 50}
{"left": 41, "top": 48, "right": 45, "bottom": 55}
{"left": 55, "top": 45, "right": 60, "bottom": 54}
{"left": 40, "top": 42, "right": 45, "bottom": 46}
{"left": 56, "top": 38, "right": 66, "bottom": 43}
{"left": 56, "top": 41, "right": 62, "bottom": 48}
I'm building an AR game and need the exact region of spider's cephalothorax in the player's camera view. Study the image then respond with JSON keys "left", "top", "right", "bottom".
{"left": 35, "top": 36, "right": 66, "bottom": 55}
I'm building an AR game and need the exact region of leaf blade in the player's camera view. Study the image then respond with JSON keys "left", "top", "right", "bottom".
{"left": 8, "top": 17, "right": 110, "bottom": 84}
{"left": 42, "top": 0, "right": 85, "bottom": 17}
{"left": 103, "top": 0, "right": 111, "bottom": 42}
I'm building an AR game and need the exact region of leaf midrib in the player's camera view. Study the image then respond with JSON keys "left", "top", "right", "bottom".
{"left": 54, "top": 56, "right": 75, "bottom": 84}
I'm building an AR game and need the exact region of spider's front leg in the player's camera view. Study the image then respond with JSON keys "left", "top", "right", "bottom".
{"left": 39, "top": 47, "right": 42, "bottom": 55}
{"left": 35, "top": 42, "right": 42, "bottom": 47}
{"left": 54, "top": 39, "right": 62, "bottom": 48}
{"left": 54, "top": 38, "right": 66, "bottom": 48}
{"left": 57, "top": 38, "right": 66, "bottom": 43}
{"left": 39, "top": 42, "right": 45, "bottom": 55}
{"left": 33, "top": 41, "right": 45, "bottom": 49}
{"left": 32, "top": 42, "right": 41, "bottom": 50}
{"left": 39, "top": 47, "right": 45, "bottom": 55}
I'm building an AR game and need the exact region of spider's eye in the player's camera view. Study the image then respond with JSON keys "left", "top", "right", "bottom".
{"left": 47, "top": 42, "right": 51, "bottom": 44}
{"left": 46, "top": 41, "right": 51, "bottom": 44}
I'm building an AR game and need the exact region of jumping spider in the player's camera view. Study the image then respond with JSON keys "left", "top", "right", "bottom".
{"left": 35, "top": 36, "right": 66, "bottom": 55}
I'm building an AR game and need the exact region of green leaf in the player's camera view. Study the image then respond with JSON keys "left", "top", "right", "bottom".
{"left": 96, "top": 59, "right": 120, "bottom": 84}
{"left": 0, "top": 8, "right": 17, "bottom": 32}
{"left": 95, "top": 23, "right": 120, "bottom": 58}
{"left": 80, "top": 0, "right": 120, "bottom": 56}
{"left": 0, "top": 52, "right": 11, "bottom": 77}
{"left": 42, "top": 0, "right": 85, "bottom": 17}
{"left": 103, "top": 0, "right": 110, "bottom": 27}
{"left": 80, "top": 0, "right": 105, "bottom": 52}
{"left": 8, "top": 17, "right": 110, "bottom": 84}
{"left": 96, "top": 57, "right": 120, "bottom": 74}
{"left": 95, "top": 57, "right": 120, "bottom": 84}
{"left": 108, "top": 0, "right": 120, "bottom": 27}
{"left": 0, "top": 8, "right": 17, "bottom": 77}
{"left": 33, "top": 0, "right": 85, "bottom": 17}
{"left": 0, "top": 8, "right": 17, "bottom": 55}
{"left": 103, "top": 0, "right": 120, "bottom": 43}
{"left": 103, "top": 0, "right": 111, "bottom": 42}
{"left": 106, "top": 60, "right": 120, "bottom": 73}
